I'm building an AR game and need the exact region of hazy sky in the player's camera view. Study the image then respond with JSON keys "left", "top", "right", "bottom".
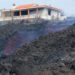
{"left": 0, "top": 0, "right": 75, "bottom": 16}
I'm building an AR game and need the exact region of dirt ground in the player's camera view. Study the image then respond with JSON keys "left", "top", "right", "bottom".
{"left": 0, "top": 23, "right": 75, "bottom": 75}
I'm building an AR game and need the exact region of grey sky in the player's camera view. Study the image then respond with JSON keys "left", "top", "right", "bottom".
{"left": 0, "top": 0, "right": 75, "bottom": 16}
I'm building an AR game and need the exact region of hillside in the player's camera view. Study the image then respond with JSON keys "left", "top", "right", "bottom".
{"left": 0, "top": 20, "right": 47, "bottom": 54}
{"left": 0, "top": 24, "right": 75, "bottom": 75}
{"left": 0, "top": 20, "right": 70, "bottom": 55}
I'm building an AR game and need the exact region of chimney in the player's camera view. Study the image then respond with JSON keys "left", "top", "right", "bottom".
{"left": 13, "top": 3, "right": 16, "bottom": 9}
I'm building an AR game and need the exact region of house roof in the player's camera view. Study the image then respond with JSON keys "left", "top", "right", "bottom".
{"left": 15, "top": 4, "right": 60, "bottom": 11}
{"left": 15, "top": 4, "right": 36, "bottom": 9}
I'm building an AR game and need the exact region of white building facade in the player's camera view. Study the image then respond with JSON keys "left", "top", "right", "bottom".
{"left": 0, "top": 4, "right": 67, "bottom": 21}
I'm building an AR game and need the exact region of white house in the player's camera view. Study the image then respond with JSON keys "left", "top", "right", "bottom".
{"left": 0, "top": 4, "right": 67, "bottom": 21}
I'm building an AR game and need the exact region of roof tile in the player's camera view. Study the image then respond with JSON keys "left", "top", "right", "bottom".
{"left": 15, "top": 4, "right": 60, "bottom": 11}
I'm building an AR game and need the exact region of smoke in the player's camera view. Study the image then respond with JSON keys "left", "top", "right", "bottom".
{"left": 4, "top": 19, "right": 75, "bottom": 55}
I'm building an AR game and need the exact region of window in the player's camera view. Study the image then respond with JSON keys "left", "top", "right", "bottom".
{"left": 30, "top": 9, "right": 36, "bottom": 13}
{"left": 30, "top": 9, "right": 36, "bottom": 14}
{"left": 21, "top": 10, "right": 28, "bottom": 15}
{"left": 48, "top": 9, "right": 51, "bottom": 15}
{"left": 14, "top": 11, "right": 19, "bottom": 16}
{"left": 39, "top": 8, "right": 44, "bottom": 11}
{"left": 5, "top": 12, "right": 11, "bottom": 17}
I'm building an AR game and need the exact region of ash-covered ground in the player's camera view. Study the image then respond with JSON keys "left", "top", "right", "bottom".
{"left": 0, "top": 19, "right": 75, "bottom": 75}
{"left": 0, "top": 19, "right": 72, "bottom": 55}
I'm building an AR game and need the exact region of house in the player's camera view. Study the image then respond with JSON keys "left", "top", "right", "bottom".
{"left": 0, "top": 4, "right": 67, "bottom": 21}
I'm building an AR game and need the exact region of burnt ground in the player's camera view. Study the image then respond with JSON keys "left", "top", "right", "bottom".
{"left": 0, "top": 19, "right": 48, "bottom": 53}
{"left": 0, "top": 19, "right": 69, "bottom": 55}
{"left": 0, "top": 23, "right": 75, "bottom": 75}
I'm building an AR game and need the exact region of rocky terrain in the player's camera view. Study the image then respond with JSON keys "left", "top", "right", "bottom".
{"left": 0, "top": 23, "right": 75, "bottom": 75}
{"left": 0, "top": 19, "right": 70, "bottom": 55}
{"left": 0, "top": 19, "right": 48, "bottom": 54}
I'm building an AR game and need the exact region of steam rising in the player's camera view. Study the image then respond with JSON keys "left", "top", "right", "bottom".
{"left": 2, "top": 19, "right": 75, "bottom": 55}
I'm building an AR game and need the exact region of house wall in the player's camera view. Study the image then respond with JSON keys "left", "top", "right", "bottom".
{"left": 40, "top": 8, "right": 67, "bottom": 21}
{"left": 0, "top": 12, "right": 1, "bottom": 17}
{"left": 29, "top": 9, "right": 38, "bottom": 18}
{"left": 0, "top": 11, "right": 2, "bottom": 21}
{"left": 51, "top": 10, "right": 58, "bottom": 20}
{"left": 57, "top": 12, "right": 67, "bottom": 20}
{"left": 30, "top": 8, "right": 43, "bottom": 18}
{"left": 40, "top": 8, "right": 59, "bottom": 20}
{"left": 40, "top": 8, "right": 48, "bottom": 19}
{"left": 12, "top": 8, "right": 45, "bottom": 20}
{"left": 0, "top": 8, "right": 66, "bottom": 21}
